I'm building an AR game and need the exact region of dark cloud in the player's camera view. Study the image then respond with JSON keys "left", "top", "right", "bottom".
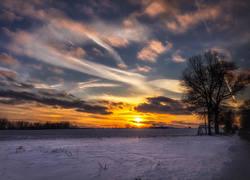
{"left": 19, "top": 82, "right": 35, "bottom": 88}
{"left": 0, "top": 70, "right": 109, "bottom": 114}
{"left": 56, "top": 90, "right": 75, "bottom": 99}
{"left": 0, "top": 52, "right": 20, "bottom": 68}
{"left": 0, "top": 81, "right": 35, "bottom": 89}
{"left": 47, "top": 77, "right": 64, "bottom": 84}
{"left": 0, "top": 81, "right": 8, "bottom": 86}
{"left": 0, "top": 98, "right": 26, "bottom": 105}
{"left": 0, "top": 70, "right": 18, "bottom": 81}
{"left": 48, "top": 67, "right": 64, "bottom": 74}
{"left": 0, "top": 69, "right": 33, "bottom": 88}
{"left": 135, "top": 96, "right": 191, "bottom": 115}
{"left": 0, "top": 70, "right": 34, "bottom": 89}
{"left": 132, "top": 120, "right": 169, "bottom": 127}
{"left": 171, "top": 121, "right": 199, "bottom": 126}
{"left": 0, "top": 89, "right": 112, "bottom": 115}
{"left": 76, "top": 105, "right": 112, "bottom": 115}
{"left": 99, "top": 100, "right": 124, "bottom": 109}
{"left": 37, "top": 90, "right": 54, "bottom": 96}
{"left": 37, "top": 90, "right": 75, "bottom": 99}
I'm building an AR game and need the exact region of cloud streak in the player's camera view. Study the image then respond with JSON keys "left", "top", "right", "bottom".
{"left": 2, "top": 0, "right": 127, "bottom": 68}
{"left": 2, "top": 0, "right": 188, "bottom": 98}
{"left": 4, "top": 28, "right": 163, "bottom": 96}
{"left": 0, "top": 89, "right": 112, "bottom": 115}
{"left": 195, "top": 0, "right": 211, "bottom": 34}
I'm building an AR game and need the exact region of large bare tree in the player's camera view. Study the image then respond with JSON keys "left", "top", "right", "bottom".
{"left": 181, "top": 50, "right": 246, "bottom": 134}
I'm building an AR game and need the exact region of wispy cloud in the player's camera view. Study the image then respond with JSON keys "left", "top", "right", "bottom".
{"left": 212, "top": 47, "right": 232, "bottom": 60}
{"left": 2, "top": 0, "right": 127, "bottom": 68}
{"left": 92, "top": 47, "right": 104, "bottom": 56}
{"left": 136, "top": 65, "right": 152, "bottom": 72}
{"left": 78, "top": 81, "right": 120, "bottom": 89}
{"left": 48, "top": 67, "right": 64, "bottom": 74}
{"left": 172, "top": 50, "right": 186, "bottom": 62}
{"left": 0, "top": 52, "right": 20, "bottom": 68}
{"left": 4, "top": 28, "right": 151, "bottom": 92}
{"left": 0, "top": 10, "right": 22, "bottom": 22}
{"left": 3, "top": 26, "right": 186, "bottom": 100}
{"left": 50, "top": 45, "right": 87, "bottom": 59}
{"left": 149, "top": 79, "right": 183, "bottom": 93}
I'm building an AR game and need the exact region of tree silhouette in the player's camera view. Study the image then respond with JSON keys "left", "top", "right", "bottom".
{"left": 181, "top": 50, "right": 246, "bottom": 135}
{"left": 220, "top": 108, "right": 236, "bottom": 133}
{"left": 239, "top": 99, "right": 250, "bottom": 130}
{"left": 0, "top": 118, "right": 78, "bottom": 130}
{"left": 0, "top": 118, "right": 8, "bottom": 130}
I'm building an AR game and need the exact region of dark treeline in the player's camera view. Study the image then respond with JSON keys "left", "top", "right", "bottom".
{"left": 0, "top": 118, "right": 78, "bottom": 130}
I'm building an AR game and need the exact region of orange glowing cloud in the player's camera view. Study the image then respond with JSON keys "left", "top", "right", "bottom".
{"left": 136, "top": 65, "right": 152, "bottom": 72}
{"left": 139, "top": 0, "right": 221, "bottom": 33}
{"left": 137, "top": 40, "right": 172, "bottom": 62}
{"left": 144, "top": 1, "right": 165, "bottom": 17}
{"left": 102, "top": 35, "right": 129, "bottom": 48}
{"left": 172, "top": 50, "right": 186, "bottom": 62}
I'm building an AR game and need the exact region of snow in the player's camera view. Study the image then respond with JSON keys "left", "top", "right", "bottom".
{"left": 0, "top": 133, "right": 250, "bottom": 180}
{"left": 0, "top": 128, "right": 198, "bottom": 140}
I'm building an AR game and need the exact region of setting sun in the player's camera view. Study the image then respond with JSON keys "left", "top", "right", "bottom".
{"left": 0, "top": 0, "right": 250, "bottom": 179}
{"left": 134, "top": 118, "right": 143, "bottom": 123}
{"left": 133, "top": 117, "right": 143, "bottom": 126}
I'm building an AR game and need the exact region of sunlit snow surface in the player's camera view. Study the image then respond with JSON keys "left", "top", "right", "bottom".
{"left": 0, "top": 129, "right": 250, "bottom": 180}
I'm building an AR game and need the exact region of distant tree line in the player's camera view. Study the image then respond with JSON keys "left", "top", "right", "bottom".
{"left": 219, "top": 108, "right": 238, "bottom": 133}
{"left": 238, "top": 99, "right": 250, "bottom": 140}
{"left": 0, "top": 118, "right": 78, "bottom": 130}
{"left": 239, "top": 99, "right": 250, "bottom": 130}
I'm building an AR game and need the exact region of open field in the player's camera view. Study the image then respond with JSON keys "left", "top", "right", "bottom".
{"left": 0, "top": 128, "right": 197, "bottom": 141}
{"left": 0, "top": 129, "right": 250, "bottom": 180}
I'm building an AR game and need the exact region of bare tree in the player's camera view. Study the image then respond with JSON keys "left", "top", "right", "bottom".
{"left": 181, "top": 50, "right": 246, "bottom": 135}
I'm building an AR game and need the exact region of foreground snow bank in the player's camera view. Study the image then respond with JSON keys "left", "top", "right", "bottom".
{"left": 0, "top": 135, "right": 249, "bottom": 180}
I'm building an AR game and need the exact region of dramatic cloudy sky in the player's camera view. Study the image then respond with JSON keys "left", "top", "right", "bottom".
{"left": 0, "top": 0, "right": 249, "bottom": 128}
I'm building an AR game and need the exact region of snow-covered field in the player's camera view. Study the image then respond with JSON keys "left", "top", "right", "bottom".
{"left": 0, "top": 132, "right": 250, "bottom": 180}
{"left": 0, "top": 128, "right": 197, "bottom": 140}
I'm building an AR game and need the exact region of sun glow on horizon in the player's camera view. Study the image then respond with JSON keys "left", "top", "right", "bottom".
{"left": 134, "top": 118, "right": 143, "bottom": 122}
{"left": 133, "top": 117, "right": 143, "bottom": 126}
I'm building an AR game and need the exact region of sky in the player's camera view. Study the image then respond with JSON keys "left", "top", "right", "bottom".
{"left": 0, "top": 0, "right": 249, "bottom": 128}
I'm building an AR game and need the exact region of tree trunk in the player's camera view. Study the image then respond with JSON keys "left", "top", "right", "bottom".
{"left": 214, "top": 106, "right": 220, "bottom": 134}
{"left": 204, "top": 109, "right": 207, "bottom": 135}
{"left": 208, "top": 116, "right": 212, "bottom": 135}
{"left": 207, "top": 107, "right": 212, "bottom": 135}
